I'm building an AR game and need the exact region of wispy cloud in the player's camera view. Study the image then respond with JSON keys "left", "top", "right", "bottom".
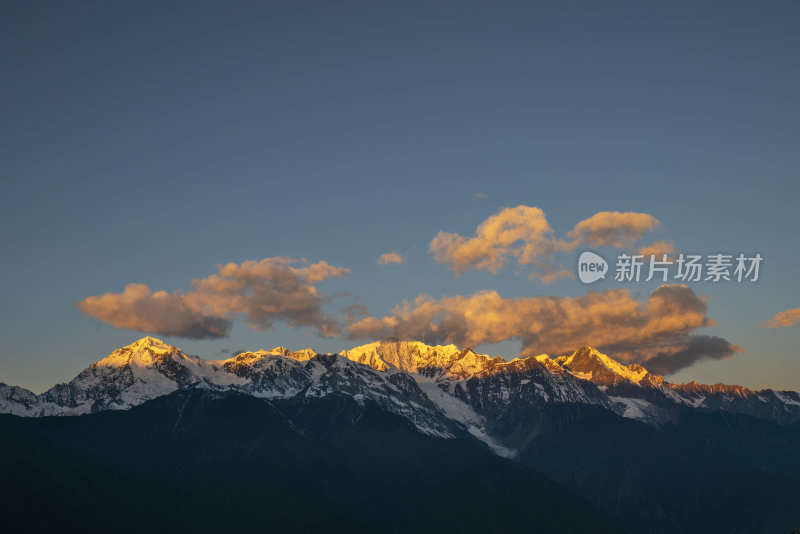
{"left": 377, "top": 251, "right": 405, "bottom": 265}
{"left": 428, "top": 205, "right": 661, "bottom": 282}
{"left": 473, "top": 192, "right": 488, "bottom": 199}
{"left": 347, "top": 284, "right": 737, "bottom": 374}
{"left": 77, "top": 257, "right": 350, "bottom": 339}
{"left": 761, "top": 307, "right": 800, "bottom": 329}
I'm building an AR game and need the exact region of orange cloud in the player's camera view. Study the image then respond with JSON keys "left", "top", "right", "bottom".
{"left": 638, "top": 240, "right": 676, "bottom": 258}
{"left": 761, "top": 307, "right": 800, "bottom": 329}
{"left": 377, "top": 252, "right": 405, "bottom": 265}
{"left": 566, "top": 211, "right": 660, "bottom": 248}
{"left": 77, "top": 257, "right": 350, "bottom": 339}
{"left": 429, "top": 206, "right": 561, "bottom": 277}
{"left": 428, "top": 206, "right": 661, "bottom": 282}
{"left": 347, "top": 284, "right": 738, "bottom": 374}
{"left": 76, "top": 283, "right": 232, "bottom": 339}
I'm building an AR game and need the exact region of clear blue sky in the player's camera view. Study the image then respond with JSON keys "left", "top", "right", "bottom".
{"left": 1, "top": 0, "right": 798, "bottom": 393}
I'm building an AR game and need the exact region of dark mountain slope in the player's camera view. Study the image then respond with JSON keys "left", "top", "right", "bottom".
{"left": 0, "top": 389, "right": 631, "bottom": 534}
{"left": 516, "top": 403, "right": 800, "bottom": 534}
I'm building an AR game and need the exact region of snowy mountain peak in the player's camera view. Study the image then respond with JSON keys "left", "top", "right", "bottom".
{"left": 533, "top": 354, "right": 567, "bottom": 373}
{"left": 129, "top": 336, "right": 172, "bottom": 350}
{"left": 550, "top": 346, "right": 663, "bottom": 387}
{"left": 3, "top": 338, "right": 800, "bottom": 436}
{"left": 669, "top": 381, "right": 754, "bottom": 397}
{"left": 95, "top": 336, "right": 184, "bottom": 368}
{"left": 265, "top": 347, "right": 317, "bottom": 360}
{"left": 287, "top": 348, "right": 317, "bottom": 361}
{"left": 231, "top": 347, "right": 318, "bottom": 364}
{"left": 341, "top": 340, "right": 464, "bottom": 373}
{"left": 445, "top": 347, "right": 505, "bottom": 378}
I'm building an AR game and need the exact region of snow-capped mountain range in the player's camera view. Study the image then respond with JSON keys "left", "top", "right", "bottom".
{"left": 2, "top": 337, "right": 799, "bottom": 455}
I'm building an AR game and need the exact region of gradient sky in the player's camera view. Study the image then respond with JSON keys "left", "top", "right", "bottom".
{"left": 2, "top": 1, "right": 798, "bottom": 393}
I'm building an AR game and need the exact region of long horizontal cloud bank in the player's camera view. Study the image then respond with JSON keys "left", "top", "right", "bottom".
{"left": 429, "top": 206, "right": 660, "bottom": 282}
{"left": 347, "top": 284, "right": 739, "bottom": 375}
{"left": 77, "top": 257, "right": 350, "bottom": 339}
